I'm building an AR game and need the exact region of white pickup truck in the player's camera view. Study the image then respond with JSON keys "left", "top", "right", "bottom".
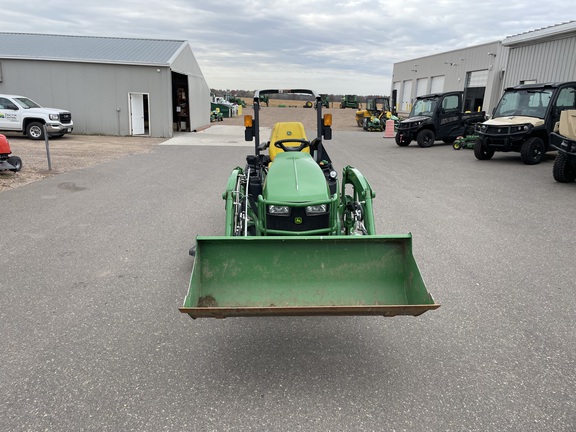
{"left": 0, "top": 94, "right": 73, "bottom": 140}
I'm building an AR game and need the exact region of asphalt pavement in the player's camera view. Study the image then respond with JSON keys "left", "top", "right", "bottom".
{"left": 1, "top": 128, "right": 575, "bottom": 431}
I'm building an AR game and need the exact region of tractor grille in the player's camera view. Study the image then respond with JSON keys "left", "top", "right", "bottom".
{"left": 475, "top": 123, "right": 527, "bottom": 137}
{"left": 266, "top": 207, "right": 330, "bottom": 232}
{"left": 60, "top": 113, "right": 72, "bottom": 124}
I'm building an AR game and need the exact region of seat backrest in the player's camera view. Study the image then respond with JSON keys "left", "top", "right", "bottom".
{"left": 559, "top": 109, "right": 576, "bottom": 140}
{"left": 268, "top": 122, "right": 308, "bottom": 161}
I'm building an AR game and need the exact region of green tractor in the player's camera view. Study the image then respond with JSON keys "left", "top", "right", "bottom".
{"left": 355, "top": 97, "right": 398, "bottom": 132}
{"left": 340, "top": 94, "right": 359, "bottom": 109}
{"left": 180, "top": 89, "right": 439, "bottom": 319}
{"left": 210, "top": 108, "right": 224, "bottom": 122}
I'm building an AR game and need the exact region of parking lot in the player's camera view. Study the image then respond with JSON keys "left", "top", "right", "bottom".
{"left": 1, "top": 127, "right": 575, "bottom": 431}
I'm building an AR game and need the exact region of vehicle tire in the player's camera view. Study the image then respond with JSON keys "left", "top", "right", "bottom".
{"left": 474, "top": 140, "right": 495, "bottom": 160}
{"left": 453, "top": 141, "right": 461, "bottom": 150}
{"left": 552, "top": 153, "right": 576, "bottom": 183}
{"left": 395, "top": 133, "right": 410, "bottom": 147}
{"left": 416, "top": 129, "right": 435, "bottom": 148}
{"left": 363, "top": 118, "right": 369, "bottom": 130}
{"left": 520, "top": 137, "right": 545, "bottom": 165}
{"left": 26, "top": 122, "right": 45, "bottom": 140}
{"left": 7, "top": 156, "right": 22, "bottom": 172}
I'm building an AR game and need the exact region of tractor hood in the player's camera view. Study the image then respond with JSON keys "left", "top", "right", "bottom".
{"left": 486, "top": 116, "right": 544, "bottom": 128}
{"left": 263, "top": 152, "right": 330, "bottom": 202}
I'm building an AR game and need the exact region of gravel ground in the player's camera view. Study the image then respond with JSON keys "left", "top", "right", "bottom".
{"left": 0, "top": 105, "right": 365, "bottom": 192}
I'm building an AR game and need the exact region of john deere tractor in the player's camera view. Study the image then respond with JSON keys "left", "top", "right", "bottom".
{"left": 340, "top": 94, "right": 359, "bottom": 109}
{"left": 355, "top": 97, "right": 398, "bottom": 132}
{"left": 180, "top": 89, "right": 438, "bottom": 319}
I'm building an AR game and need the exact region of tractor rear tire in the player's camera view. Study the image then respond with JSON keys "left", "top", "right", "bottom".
{"left": 26, "top": 122, "right": 45, "bottom": 140}
{"left": 416, "top": 129, "right": 435, "bottom": 148}
{"left": 520, "top": 137, "right": 545, "bottom": 165}
{"left": 552, "top": 153, "right": 576, "bottom": 183}
{"left": 474, "top": 141, "right": 494, "bottom": 160}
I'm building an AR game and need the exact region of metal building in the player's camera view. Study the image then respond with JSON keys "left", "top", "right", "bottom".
{"left": 501, "top": 21, "right": 576, "bottom": 87}
{"left": 391, "top": 21, "right": 576, "bottom": 116}
{"left": 0, "top": 33, "right": 211, "bottom": 138}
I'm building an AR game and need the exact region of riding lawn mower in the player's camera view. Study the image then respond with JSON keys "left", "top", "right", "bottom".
{"left": 0, "top": 134, "right": 22, "bottom": 173}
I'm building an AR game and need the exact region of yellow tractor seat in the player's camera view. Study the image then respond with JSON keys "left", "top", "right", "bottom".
{"left": 268, "top": 122, "right": 309, "bottom": 161}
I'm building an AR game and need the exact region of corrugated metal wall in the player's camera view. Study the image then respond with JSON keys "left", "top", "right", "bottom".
{"left": 391, "top": 41, "right": 505, "bottom": 115}
{"left": 171, "top": 44, "right": 211, "bottom": 132}
{"left": 504, "top": 36, "right": 576, "bottom": 87}
{"left": 0, "top": 44, "right": 210, "bottom": 137}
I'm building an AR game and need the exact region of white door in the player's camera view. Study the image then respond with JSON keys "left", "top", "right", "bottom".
{"left": 129, "top": 93, "right": 145, "bottom": 135}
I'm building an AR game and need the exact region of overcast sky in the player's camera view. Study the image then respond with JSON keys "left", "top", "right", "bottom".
{"left": 2, "top": 1, "right": 575, "bottom": 95}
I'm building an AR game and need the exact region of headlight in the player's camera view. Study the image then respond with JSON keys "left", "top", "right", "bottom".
{"left": 49, "top": 114, "right": 59, "bottom": 121}
{"left": 305, "top": 204, "right": 328, "bottom": 215}
{"left": 268, "top": 205, "right": 290, "bottom": 215}
{"left": 329, "top": 170, "right": 337, "bottom": 179}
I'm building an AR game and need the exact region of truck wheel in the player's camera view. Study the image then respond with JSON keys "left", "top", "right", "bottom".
{"left": 7, "top": 156, "right": 22, "bottom": 172}
{"left": 474, "top": 141, "right": 494, "bottom": 160}
{"left": 552, "top": 153, "right": 576, "bottom": 183}
{"left": 395, "top": 134, "right": 410, "bottom": 147}
{"left": 26, "top": 122, "right": 45, "bottom": 140}
{"left": 416, "top": 129, "right": 435, "bottom": 147}
{"left": 520, "top": 137, "right": 545, "bottom": 165}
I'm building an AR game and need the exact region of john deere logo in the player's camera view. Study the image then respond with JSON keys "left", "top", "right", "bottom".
{"left": 294, "top": 217, "right": 303, "bottom": 224}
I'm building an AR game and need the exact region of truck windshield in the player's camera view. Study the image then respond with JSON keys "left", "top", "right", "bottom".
{"left": 493, "top": 89, "right": 553, "bottom": 119}
{"left": 14, "top": 97, "right": 42, "bottom": 109}
{"left": 410, "top": 97, "right": 437, "bottom": 117}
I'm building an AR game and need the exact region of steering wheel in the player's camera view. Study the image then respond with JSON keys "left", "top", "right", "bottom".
{"left": 273, "top": 139, "right": 311, "bottom": 152}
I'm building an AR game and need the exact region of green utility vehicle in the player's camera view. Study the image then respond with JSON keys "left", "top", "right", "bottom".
{"left": 180, "top": 89, "right": 439, "bottom": 319}
{"left": 395, "top": 91, "right": 485, "bottom": 147}
{"left": 474, "top": 82, "right": 576, "bottom": 165}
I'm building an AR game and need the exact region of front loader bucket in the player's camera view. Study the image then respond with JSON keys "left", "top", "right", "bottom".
{"left": 179, "top": 235, "right": 439, "bottom": 319}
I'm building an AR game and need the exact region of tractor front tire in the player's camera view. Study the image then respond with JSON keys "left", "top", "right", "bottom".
{"left": 474, "top": 141, "right": 495, "bottom": 160}
{"left": 453, "top": 142, "right": 461, "bottom": 150}
{"left": 416, "top": 129, "right": 435, "bottom": 148}
{"left": 520, "top": 137, "right": 545, "bottom": 165}
{"left": 26, "top": 122, "right": 45, "bottom": 140}
{"left": 7, "top": 156, "right": 22, "bottom": 172}
{"left": 552, "top": 153, "right": 576, "bottom": 183}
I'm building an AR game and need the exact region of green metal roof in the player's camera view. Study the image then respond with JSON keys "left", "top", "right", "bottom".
{"left": 0, "top": 32, "right": 188, "bottom": 66}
